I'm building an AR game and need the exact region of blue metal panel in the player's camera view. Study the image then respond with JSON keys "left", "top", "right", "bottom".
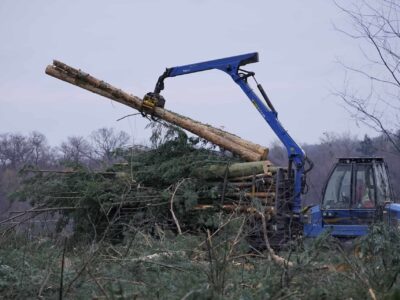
{"left": 386, "top": 203, "right": 400, "bottom": 225}
{"left": 387, "top": 203, "right": 400, "bottom": 214}
{"left": 351, "top": 209, "right": 377, "bottom": 225}
{"left": 322, "top": 209, "right": 353, "bottom": 225}
{"left": 304, "top": 205, "right": 324, "bottom": 237}
{"left": 318, "top": 204, "right": 400, "bottom": 237}
{"left": 309, "top": 205, "right": 372, "bottom": 237}
{"left": 324, "top": 225, "right": 369, "bottom": 236}
{"left": 168, "top": 53, "right": 259, "bottom": 77}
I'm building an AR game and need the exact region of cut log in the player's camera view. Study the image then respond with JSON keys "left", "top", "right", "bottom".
{"left": 229, "top": 192, "right": 276, "bottom": 198}
{"left": 192, "top": 160, "right": 275, "bottom": 179}
{"left": 205, "top": 125, "right": 268, "bottom": 159}
{"left": 45, "top": 60, "right": 269, "bottom": 161}
{"left": 193, "top": 204, "right": 275, "bottom": 215}
{"left": 228, "top": 172, "right": 279, "bottom": 182}
{"left": 228, "top": 180, "right": 274, "bottom": 188}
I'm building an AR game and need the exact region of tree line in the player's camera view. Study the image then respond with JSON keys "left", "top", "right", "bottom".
{"left": 0, "top": 128, "right": 133, "bottom": 215}
{"left": 0, "top": 128, "right": 131, "bottom": 170}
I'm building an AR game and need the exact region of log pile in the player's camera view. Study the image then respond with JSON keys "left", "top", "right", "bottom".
{"left": 192, "top": 161, "right": 290, "bottom": 219}
{"left": 45, "top": 60, "right": 268, "bottom": 162}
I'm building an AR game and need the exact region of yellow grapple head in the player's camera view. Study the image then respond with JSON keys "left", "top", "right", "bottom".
{"left": 142, "top": 92, "right": 166, "bottom": 113}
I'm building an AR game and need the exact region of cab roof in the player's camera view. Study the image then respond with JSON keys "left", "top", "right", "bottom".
{"left": 338, "top": 157, "right": 384, "bottom": 164}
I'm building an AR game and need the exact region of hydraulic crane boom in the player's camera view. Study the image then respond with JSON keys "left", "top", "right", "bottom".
{"left": 146, "top": 52, "right": 308, "bottom": 213}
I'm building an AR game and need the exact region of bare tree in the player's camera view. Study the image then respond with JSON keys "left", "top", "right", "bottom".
{"left": 0, "top": 133, "right": 33, "bottom": 169}
{"left": 90, "top": 127, "right": 129, "bottom": 163}
{"left": 59, "top": 136, "right": 93, "bottom": 165}
{"left": 335, "top": 0, "right": 400, "bottom": 152}
{"left": 0, "top": 132, "right": 55, "bottom": 169}
{"left": 27, "top": 131, "right": 55, "bottom": 167}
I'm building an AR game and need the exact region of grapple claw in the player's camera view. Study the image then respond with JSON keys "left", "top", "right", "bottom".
{"left": 140, "top": 92, "right": 166, "bottom": 119}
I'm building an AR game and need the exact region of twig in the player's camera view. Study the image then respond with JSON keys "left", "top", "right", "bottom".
{"left": 336, "top": 244, "right": 377, "bottom": 300}
{"left": 104, "top": 252, "right": 187, "bottom": 272}
{"left": 22, "top": 169, "right": 121, "bottom": 176}
{"left": 142, "top": 260, "right": 186, "bottom": 272}
{"left": 227, "top": 217, "right": 246, "bottom": 259}
{"left": 259, "top": 212, "right": 293, "bottom": 268}
{"left": 95, "top": 276, "right": 145, "bottom": 285}
{"left": 181, "top": 290, "right": 195, "bottom": 300}
{"left": 205, "top": 229, "right": 215, "bottom": 284}
{"left": 64, "top": 254, "right": 95, "bottom": 295}
{"left": 181, "top": 286, "right": 210, "bottom": 300}
{"left": 63, "top": 218, "right": 115, "bottom": 296}
{"left": 117, "top": 112, "right": 141, "bottom": 121}
{"left": 9, "top": 207, "right": 84, "bottom": 214}
{"left": 220, "top": 163, "right": 230, "bottom": 205}
{"left": 86, "top": 267, "right": 110, "bottom": 300}
{"left": 170, "top": 179, "right": 187, "bottom": 235}
{"left": 0, "top": 210, "right": 49, "bottom": 238}
{"left": 38, "top": 268, "right": 52, "bottom": 299}
{"left": 276, "top": 291, "right": 301, "bottom": 300}
{"left": 59, "top": 238, "right": 67, "bottom": 300}
{"left": 195, "top": 214, "right": 241, "bottom": 249}
{"left": 38, "top": 251, "right": 57, "bottom": 299}
{"left": 104, "top": 251, "right": 186, "bottom": 263}
{"left": 0, "top": 204, "right": 45, "bottom": 225}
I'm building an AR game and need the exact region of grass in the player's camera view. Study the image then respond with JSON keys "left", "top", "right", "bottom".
{"left": 1, "top": 222, "right": 400, "bottom": 299}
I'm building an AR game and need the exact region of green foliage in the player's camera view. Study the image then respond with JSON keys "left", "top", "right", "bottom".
{"left": 11, "top": 128, "right": 240, "bottom": 242}
{"left": 0, "top": 235, "right": 60, "bottom": 299}
{"left": 356, "top": 224, "right": 400, "bottom": 294}
{"left": 129, "top": 132, "right": 238, "bottom": 188}
{"left": 8, "top": 124, "right": 400, "bottom": 299}
{"left": 2, "top": 222, "right": 400, "bottom": 299}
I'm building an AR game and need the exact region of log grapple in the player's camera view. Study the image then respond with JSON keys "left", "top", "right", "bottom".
{"left": 141, "top": 92, "right": 166, "bottom": 116}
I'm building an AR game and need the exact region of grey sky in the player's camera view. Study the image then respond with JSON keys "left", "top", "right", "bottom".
{"left": 0, "top": 0, "right": 370, "bottom": 147}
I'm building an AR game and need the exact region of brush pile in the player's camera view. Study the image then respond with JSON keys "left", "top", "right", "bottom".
{"left": 12, "top": 132, "right": 293, "bottom": 246}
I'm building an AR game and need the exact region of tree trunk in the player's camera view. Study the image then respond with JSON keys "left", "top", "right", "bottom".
{"left": 192, "top": 160, "right": 276, "bottom": 179}
{"left": 45, "top": 60, "right": 269, "bottom": 161}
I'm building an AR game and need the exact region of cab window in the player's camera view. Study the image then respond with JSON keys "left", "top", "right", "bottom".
{"left": 323, "top": 164, "right": 352, "bottom": 209}
{"left": 353, "top": 164, "right": 375, "bottom": 208}
{"left": 374, "top": 163, "right": 391, "bottom": 204}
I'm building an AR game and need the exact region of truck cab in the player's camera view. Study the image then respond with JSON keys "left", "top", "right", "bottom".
{"left": 304, "top": 157, "right": 398, "bottom": 237}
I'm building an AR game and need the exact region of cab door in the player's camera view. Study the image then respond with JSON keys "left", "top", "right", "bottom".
{"left": 321, "top": 164, "right": 353, "bottom": 225}
{"left": 350, "top": 163, "right": 377, "bottom": 224}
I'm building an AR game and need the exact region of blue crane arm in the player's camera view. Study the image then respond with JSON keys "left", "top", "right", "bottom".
{"left": 152, "top": 52, "right": 306, "bottom": 213}
{"left": 153, "top": 53, "right": 259, "bottom": 94}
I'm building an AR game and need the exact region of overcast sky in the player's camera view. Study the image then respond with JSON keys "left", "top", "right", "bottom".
{"left": 0, "top": 0, "right": 371, "bottom": 147}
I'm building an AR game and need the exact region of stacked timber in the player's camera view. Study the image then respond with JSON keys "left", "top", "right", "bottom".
{"left": 187, "top": 161, "right": 294, "bottom": 249}
{"left": 45, "top": 60, "right": 268, "bottom": 162}
{"left": 191, "top": 160, "right": 290, "bottom": 219}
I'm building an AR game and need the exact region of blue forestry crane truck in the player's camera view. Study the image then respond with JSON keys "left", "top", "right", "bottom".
{"left": 143, "top": 52, "right": 400, "bottom": 242}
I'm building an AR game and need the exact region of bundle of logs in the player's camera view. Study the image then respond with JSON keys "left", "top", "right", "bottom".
{"left": 45, "top": 60, "right": 268, "bottom": 162}
{"left": 192, "top": 160, "right": 280, "bottom": 213}
{"left": 191, "top": 160, "right": 293, "bottom": 246}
